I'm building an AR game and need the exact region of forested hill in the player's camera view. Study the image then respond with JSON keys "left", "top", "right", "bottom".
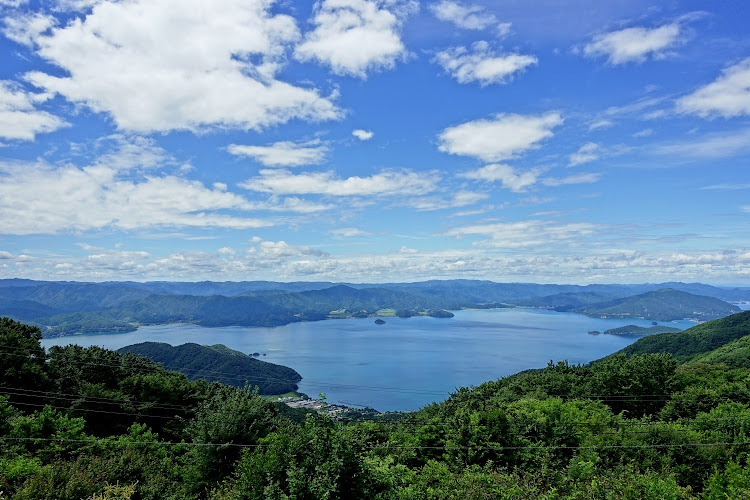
{"left": 117, "top": 342, "right": 302, "bottom": 395}
{"left": 572, "top": 288, "right": 741, "bottom": 321}
{"left": 6, "top": 314, "right": 750, "bottom": 497}
{"left": 613, "top": 310, "right": 750, "bottom": 361}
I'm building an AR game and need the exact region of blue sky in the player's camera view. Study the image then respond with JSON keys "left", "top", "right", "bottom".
{"left": 0, "top": 0, "right": 748, "bottom": 284}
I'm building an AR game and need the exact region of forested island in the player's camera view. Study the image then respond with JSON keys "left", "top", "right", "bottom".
{"left": 603, "top": 324, "right": 683, "bottom": 335}
{"left": 0, "top": 279, "right": 746, "bottom": 337}
{"left": 116, "top": 342, "right": 302, "bottom": 395}
{"left": 3, "top": 311, "right": 750, "bottom": 497}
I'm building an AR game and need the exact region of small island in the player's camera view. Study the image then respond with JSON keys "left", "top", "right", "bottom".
{"left": 603, "top": 325, "right": 683, "bottom": 336}
{"left": 374, "top": 319, "right": 386, "bottom": 325}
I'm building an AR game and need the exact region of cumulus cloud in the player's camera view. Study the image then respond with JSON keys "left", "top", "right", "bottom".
{"left": 583, "top": 23, "right": 682, "bottom": 64}
{"left": 294, "top": 0, "right": 414, "bottom": 78}
{"left": 460, "top": 164, "right": 542, "bottom": 193}
{"left": 677, "top": 58, "right": 750, "bottom": 118}
{"left": 13, "top": 0, "right": 340, "bottom": 133}
{"left": 433, "top": 41, "right": 537, "bottom": 86}
{"left": 227, "top": 139, "right": 328, "bottom": 167}
{"left": 430, "top": 0, "right": 496, "bottom": 30}
{"left": 437, "top": 112, "right": 563, "bottom": 162}
{"left": 352, "top": 129, "right": 374, "bottom": 140}
{"left": 240, "top": 168, "right": 439, "bottom": 197}
{"left": 0, "top": 160, "right": 271, "bottom": 234}
{"left": 569, "top": 142, "right": 600, "bottom": 166}
{"left": 444, "top": 220, "right": 599, "bottom": 248}
{"left": 0, "top": 80, "right": 67, "bottom": 140}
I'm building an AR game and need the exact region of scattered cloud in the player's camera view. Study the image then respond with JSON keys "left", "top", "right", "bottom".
{"left": 588, "top": 119, "right": 614, "bottom": 131}
{"left": 583, "top": 22, "right": 683, "bottom": 64}
{"left": 294, "top": 0, "right": 415, "bottom": 78}
{"left": 677, "top": 58, "right": 750, "bottom": 118}
{"left": 240, "top": 168, "right": 439, "bottom": 197}
{"left": 330, "top": 227, "right": 372, "bottom": 237}
{"left": 433, "top": 41, "right": 537, "bottom": 86}
{"left": 0, "top": 80, "right": 67, "bottom": 140}
{"left": 437, "top": 112, "right": 563, "bottom": 162}
{"left": 655, "top": 128, "right": 750, "bottom": 159}
{"left": 227, "top": 139, "right": 328, "bottom": 167}
{"left": 443, "top": 220, "right": 599, "bottom": 248}
{"left": 542, "top": 172, "right": 601, "bottom": 186}
{"left": 0, "top": 160, "right": 273, "bottom": 234}
{"left": 14, "top": 0, "right": 340, "bottom": 133}
{"left": 701, "top": 183, "right": 750, "bottom": 191}
{"left": 569, "top": 142, "right": 600, "bottom": 166}
{"left": 430, "top": 0, "right": 497, "bottom": 31}
{"left": 633, "top": 128, "right": 653, "bottom": 138}
{"left": 460, "top": 164, "right": 542, "bottom": 193}
{"left": 352, "top": 129, "right": 374, "bottom": 140}
{"left": 408, "top": 190, "right": 489, "bottom": 211}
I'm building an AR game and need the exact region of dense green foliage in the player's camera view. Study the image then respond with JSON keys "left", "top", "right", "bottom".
{"left": 618, "top": 310, "right": 750, "bottom": 361}
{"left": 573, "top": 288, "right": 741, "bottom": 321}
{"left": 3, "top": 315, "right": 750, "bottom": 498}
{"left": 603, "top": 324, "right": 683, "bottom": 335}
{"left": 691, "top": 334, "right": 750, "bottom": 369}
{"left": 117, "top": 342, "right": 302, "bottom": 394}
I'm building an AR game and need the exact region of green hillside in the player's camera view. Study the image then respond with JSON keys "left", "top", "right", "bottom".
{"left": 616, "top": 310, "right": 750, "bottom": 361}
{"left": 690, "top": 334, "right": 750, "bottom": 368}
{"left": 117, "top": 342, "right": 302, "bottom": 394}
{"left": 574, "top": 288, "right": 740, "bottom": 321}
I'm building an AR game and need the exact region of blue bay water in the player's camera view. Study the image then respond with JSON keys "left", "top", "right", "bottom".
{"left": 41, "top": 309, "right": 696, "bottom": 412}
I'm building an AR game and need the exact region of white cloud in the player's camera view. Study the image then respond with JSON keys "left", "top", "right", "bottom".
{"left": 240, "top": 168, "right": 439, "bottom": 197}
{"left": 542, "top": 172, "right": 601, "bottom": 186}
{"left": 437, "top": 112, "right": 563, "bottom": 162}
{"left": 430, "top": 0, "right": 496, "bottom": 30}
{"left": 0, "top": 0, "right": 29, "bottom": 6}
{"left": 677, "top": 58, "right": 750, "bottom": 118}
{"left": 433, "top": 41, "right": 537, "bottom": 86}
{"left": 588, "top": 119, "right": 614, "bottom": 131}
{"left": 15, "top": 0, "right": 340, "bottom": 133}
{"left": 655, "top": 128, "right": 750, "bottom": 159}
{"left": 633, "top": 128, "right": 653, "bottom": 138}
{"left": 460, "top": 164, "right": 542, "bottom": 193}
{"left": 330, "top": 227, "right": 371, "bottom": 237}
{"left": 583, "top": 23, "right": 682, "bottom": 64}
{"left": 444, "top": 220, "right": 599, "bottom": 248}
{"left": 0, "top": 251, "right": 13, "bottom": 259}
{"left": 0, "top": 137, "right": 279, "bottom": 234}
{"left": 294, "top": 0, "right": 414, "bottom": 78}
{"left": 352, "top": 129, "right": 374, "bottom": 140}
{"left": 227, "top": 139, "right": 328, "bottom": 167}
{"left": 218, "top": 247, "right": 236, "bottom": 256}
{"left": 569, "top": 142, "right": 600, "bottom": 166}
{"left": 0, "top": 80, "right": 67, "bottom": 140}
{"left": 408, "top": 190, "right": 489, "bottom": 211}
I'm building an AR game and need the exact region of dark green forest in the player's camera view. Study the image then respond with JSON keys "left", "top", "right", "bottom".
{"left": 3, "top": 314, "right": 750, "bottom": 498}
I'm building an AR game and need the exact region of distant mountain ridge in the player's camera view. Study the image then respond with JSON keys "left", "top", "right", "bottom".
{"left": 0, "top": 279, "right": 747, "bottom": 336}
{"left": 571, "top": 288, "right": 741, "bottom": 321}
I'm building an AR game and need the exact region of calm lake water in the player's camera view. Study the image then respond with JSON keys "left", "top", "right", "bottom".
{"left": 41, "top": 309, "right": 696, "bottom": 412}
